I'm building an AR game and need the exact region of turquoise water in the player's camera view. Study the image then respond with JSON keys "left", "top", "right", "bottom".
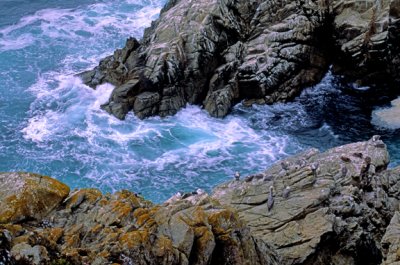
{"left": 1, "top": 0, "right": 399, "bottom": 203}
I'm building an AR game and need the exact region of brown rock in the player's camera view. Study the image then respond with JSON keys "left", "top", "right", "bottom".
{"left": 1, "top": 138, "right": 399, "bottom": 264}
{"left": 0, "top": 172, "right": 70, "bottom": 224}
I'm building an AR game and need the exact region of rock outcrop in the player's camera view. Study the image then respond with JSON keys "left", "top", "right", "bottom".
{"left": 213, "top": 136, "right": 397, "bottom": 264}
{"left": 81, "top": 0, "right": 400, "bottom": 120}
{"left": 330, "top": 0, "right": 400, "bottom": 86}
{"left": 0, "top": 172, "right": 70, "bottom": 224}
{"left": 0, "top": 175, "right": 261, "bottom": 265}
{"left": 382, "top": 211, "right": 400, "bottom": 264}
{"left": 1, "top": 137, "right": 400, "bottom": 264}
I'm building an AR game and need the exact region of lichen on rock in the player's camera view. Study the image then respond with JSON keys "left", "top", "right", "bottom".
{"left": 0, "top": 172, "right": 70, "bottom": 224}
{"left": 0, "top": 137, "right": 400, "bottom": 264}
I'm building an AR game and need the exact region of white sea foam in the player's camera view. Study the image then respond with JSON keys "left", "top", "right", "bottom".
{"left": 22, "top": 112, "right": 53, "bottom": 142}
{"left": 0, "top": 1, "right": 161, "bottom": 52}
{"left": 372, "top": 97, "right": 400, "bottom": 129}
{"left": 15, "top": 0, "right": 305, "bottom": 202}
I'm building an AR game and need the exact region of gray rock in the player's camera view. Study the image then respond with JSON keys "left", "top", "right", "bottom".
{"left": 213, "top": 137, "right": 397, "bottom": 264}
{"left": 11, "top": 243, "right": 49, "bottom": 265}
{"left": 0, "top": 172, "right": 70, "bottom": 224}
{"left": 80, "top": 0, "right": 400, "bottom": 120}
{"left": 381, "top": 212, "right": 400, "bottom": 264}
{"left": 1, "top": 139, "right": 400, "bottom": 264}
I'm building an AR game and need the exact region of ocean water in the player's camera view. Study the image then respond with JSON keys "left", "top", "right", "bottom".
{"left": 1, "top": 0, "right": 399, "bottom": 203}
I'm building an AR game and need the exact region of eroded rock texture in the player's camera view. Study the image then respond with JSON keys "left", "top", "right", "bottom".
{"left": 81, "top": 0, "right": 400, "bottom": 120}
{"left": 213, "top": 136, "right": 400, "bottom": 265}
{"left": 332, "top": 0, "right": 400, "bottom": 85}
{"left": 0, "top": 174, "right": 261, "bottom": 265}
{"left": 1, "top": 138, "right": 400, "bottom": 264}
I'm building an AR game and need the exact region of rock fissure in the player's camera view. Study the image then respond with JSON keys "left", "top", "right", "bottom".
{"left": 1, "top": 137, "right": 400, "bottom": 264}
{"left": 80, "top": 0, "right": 400, "bottom": 120}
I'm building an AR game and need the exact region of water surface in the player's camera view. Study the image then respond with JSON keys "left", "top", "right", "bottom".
{"left": 1, "top": 0, "right": 399, "bottom": 203}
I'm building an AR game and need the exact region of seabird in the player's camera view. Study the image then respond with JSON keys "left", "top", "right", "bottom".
{"left": 182, "top": 192, "right": 192, "bottom": 199}
{"left": 372, "top": 135, "right": 381, "bottom": 142}
{"left": 282, "top": 186, "right": 291, "bottom": 199}
{"left": 341, "top": 165, "right": 348, "bottom": 178}
{"left": 310, "top": 163, "right": 319, "bottom": 176}
{"left": 245, "top": 176, "right": 254, "bottom": 182}
{"left": 234, "top": 171, "right": 240, "bottom": 181}
{"left": 340, "top": 155, "right": 351, "bottom": 163}
{"left": 196, "top": 188, "right": 205, "bottom": 195}
{"left": 310, "top": 163, "right": 319, "bottom": 184}
{"left": 310, "top": 162, "right": 319, "bottom": 172}
{"left": 352, "top": 152, "right": 363, "bottom": 159}
{"left": 267, "top": 186, "right": 274, "bottom": 212}
{"left": 281, "top": 161, "right": 290, "bottom": 171}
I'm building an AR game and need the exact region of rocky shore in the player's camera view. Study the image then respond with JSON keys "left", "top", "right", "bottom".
{"left": 80, "top": 0, "right": 400, "bottom": 120}
{"left": 1, "top": 136, "right": 399, "bottom": 264}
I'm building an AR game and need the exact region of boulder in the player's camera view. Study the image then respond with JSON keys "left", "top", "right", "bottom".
{"left": 10, "top": 243, "right": 49, "bottom": 265}
{"left": 0, "top": 172, "right": 70, "bottom": 224}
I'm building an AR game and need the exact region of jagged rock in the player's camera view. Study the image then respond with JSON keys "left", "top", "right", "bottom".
{"left": 1, "top": 187, "right": 261, "bottom": 264}
{"left": 381, "top": 211, "right": 400, "bottom": 264}
{"left": 0, "top": 139, "right": 399, "bottom": 264}
{"left": 80, "top": 0, "right": 332, "bottom": 120}
{"left": 0, "top": 172, "right": 70, "bottom": 224}
{"left": 11, "top": 243, "right": 49, "bottom": 265}
{"left": 331, "top": 0, "right": 400, "bottom": 85}
{"left": 80, "top": 0, "right": 400, "bottom": 120}
{"left": 213, "top": 137, "right": 399, "bottom": 264}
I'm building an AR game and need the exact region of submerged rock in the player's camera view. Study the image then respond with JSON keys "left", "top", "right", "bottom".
{"left": 80, "top": 0, "right": 400, "bottom": 120}
{"left": 1, "top": 138, "right": 399, "bottom": 264}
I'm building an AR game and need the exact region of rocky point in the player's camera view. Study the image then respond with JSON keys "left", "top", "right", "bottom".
{"left": 81, "top": 0, "right": 400, "bottom": 120}
{"left": 0, "top": 136, "right": 399, "bottom": 264}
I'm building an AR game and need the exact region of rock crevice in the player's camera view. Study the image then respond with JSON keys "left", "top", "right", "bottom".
{"left": 1, "top": 137, "right": 400, "bottom": 264}
{"left": 81, "top": 0, "right": 400, "bottom": 120}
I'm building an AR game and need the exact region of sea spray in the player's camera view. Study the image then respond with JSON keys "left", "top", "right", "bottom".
{"left": 1, "top": 0, "right": 399, "bottom": 204}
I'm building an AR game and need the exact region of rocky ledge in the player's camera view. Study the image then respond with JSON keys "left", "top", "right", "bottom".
{"left": 1, "top": 136, "right": 400, "bottom": 265}
{"left": 81, "top": 0, "right": 400, "bottom": 120}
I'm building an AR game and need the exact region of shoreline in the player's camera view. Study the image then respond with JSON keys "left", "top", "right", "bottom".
{"left": 1, "top": 136, "right": 399, "bottom": 264}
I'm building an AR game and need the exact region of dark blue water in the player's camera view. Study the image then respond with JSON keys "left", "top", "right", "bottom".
{"left": 1, "top": 0, "right": 399, "bottom": 203}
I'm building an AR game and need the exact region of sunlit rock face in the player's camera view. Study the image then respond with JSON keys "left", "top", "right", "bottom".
{"left": 1, "top": 138, "right": 400, "bottom": 264}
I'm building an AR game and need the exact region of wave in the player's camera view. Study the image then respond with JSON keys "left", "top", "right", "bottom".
{"left": 6, "top": 1, "right": 388, "bottom": 203}
{"left": 371, "top": 97, "right": 400, "bottom": 130}
{"left": 0, "top": 0, "right": 162, "bottom": 52}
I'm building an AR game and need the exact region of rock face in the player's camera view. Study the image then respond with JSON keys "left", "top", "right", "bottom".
{"left": 0, "top": 185, "right": 261, "bottom": 264}
{"left": 1, "top": 138, "right": 400, "bottom": 264}
{"left": 0, "top": 172, "right": 70, "bottom": 224}
{"left": 81, "top": 0, "right": 400, "bottom": 120}
{"left": 213, "top": 136, "right": 398, "bottom": 264}
{"left": 332, "top": 0, "right": 400, "bottom": 85}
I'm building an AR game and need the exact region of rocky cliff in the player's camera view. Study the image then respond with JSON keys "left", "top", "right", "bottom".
{"left": 81, "top": 0, "right": 400, "bottom": 120}
{"left": 1, "top": 137, "right": 400, "bottom": 265}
